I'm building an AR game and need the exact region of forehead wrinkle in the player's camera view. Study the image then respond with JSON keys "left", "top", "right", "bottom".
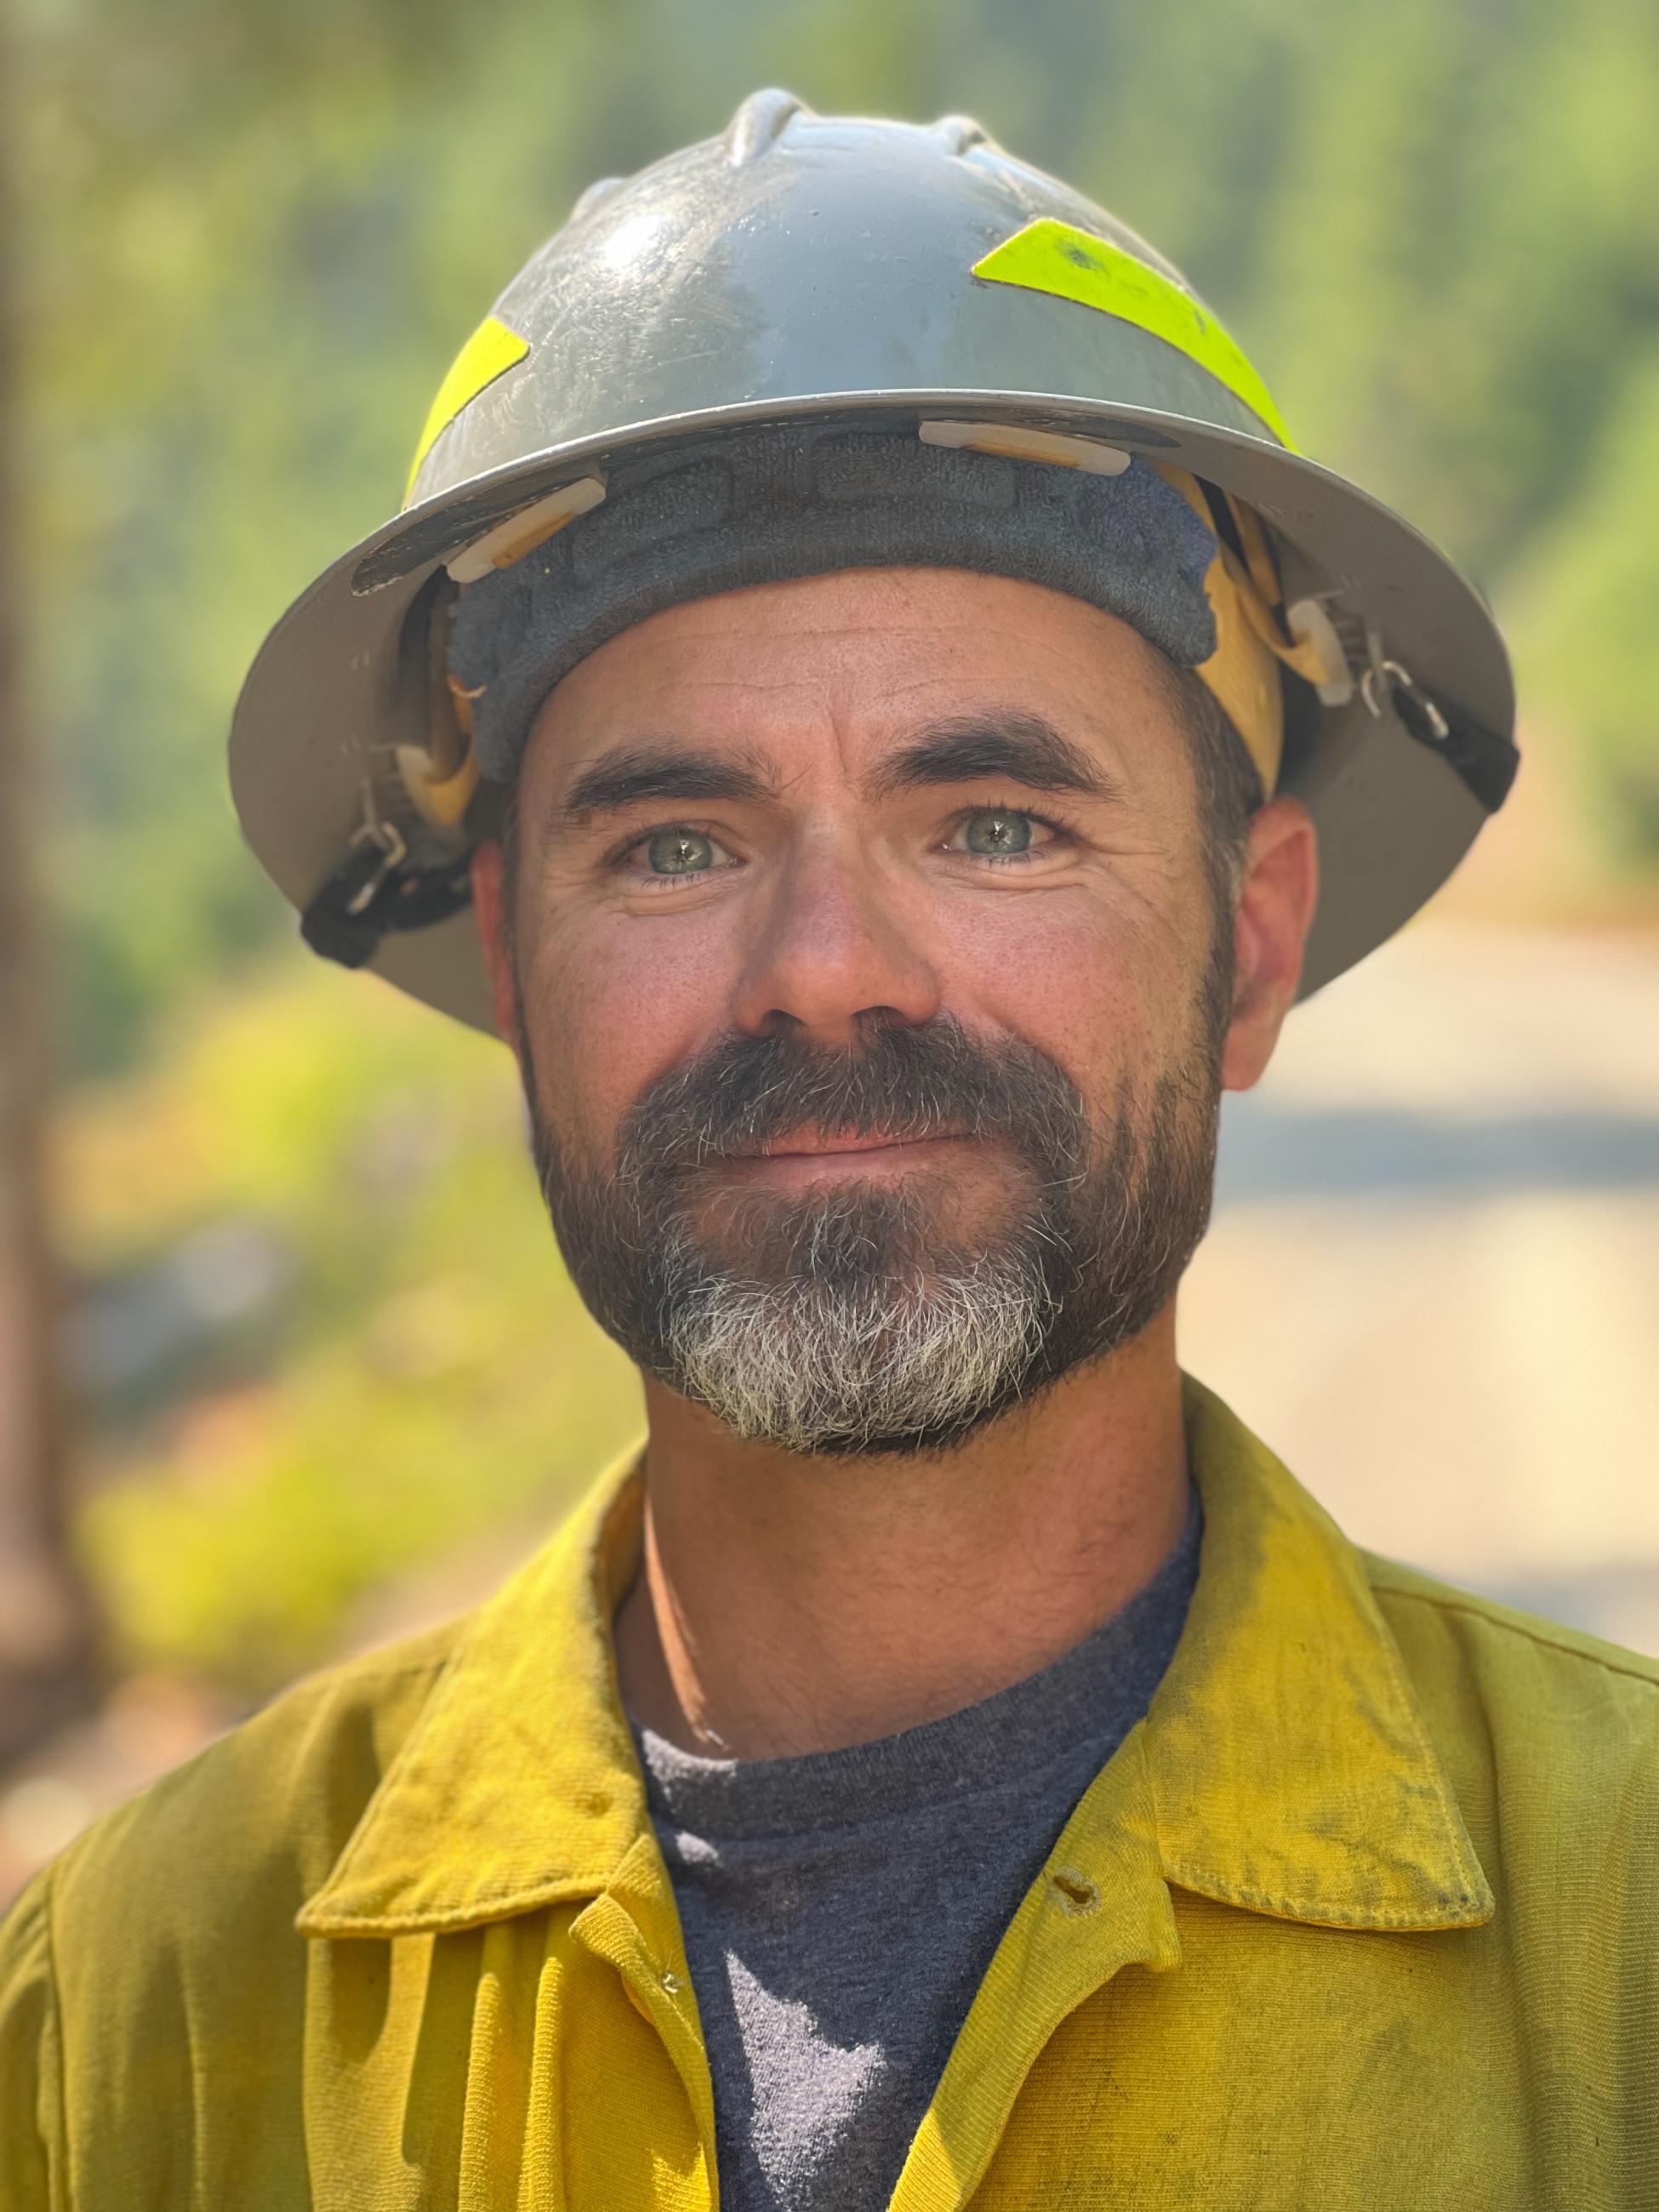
{"left": 530, "top": 571, "right": 1173, "bottom": 825}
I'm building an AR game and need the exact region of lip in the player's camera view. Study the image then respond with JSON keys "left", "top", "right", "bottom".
{"left": 744, "top": 1129, "right": 957, "bottom": 1159}
{"left": 713, "top": 1131, "right": 972, "bottom": 1177}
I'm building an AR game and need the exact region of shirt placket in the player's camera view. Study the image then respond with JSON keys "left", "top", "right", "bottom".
{"left": 569, "top": 1834, "right": 721, "bottom": 2210}
{"left": 885, "top": 1731, "right": 1181, "bottom": 2212}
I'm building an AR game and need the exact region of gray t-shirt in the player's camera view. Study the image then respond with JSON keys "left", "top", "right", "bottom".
{"left": 633, "top": 1495, "right": 1202, "bottom": 2212}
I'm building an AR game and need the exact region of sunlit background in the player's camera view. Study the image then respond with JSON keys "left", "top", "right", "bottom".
{"left": 3, "top": 0, "right": 1656, "bottom": 1901}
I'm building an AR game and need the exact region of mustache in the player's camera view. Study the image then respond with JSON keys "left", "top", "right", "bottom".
{"left": 614, "top": 1012, "right": 1092, "bottom": 1182}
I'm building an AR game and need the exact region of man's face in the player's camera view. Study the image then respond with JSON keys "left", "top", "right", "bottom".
{"left": 474, "top": 566, "right": 1311, "bottom": 1453}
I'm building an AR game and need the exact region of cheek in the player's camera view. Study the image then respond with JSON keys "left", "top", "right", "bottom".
{"left": 514, "top": 904, "right": 738, "bottom": 1159}
{"left": 929, "top": 875, "right": 1203, "bottom": 1097}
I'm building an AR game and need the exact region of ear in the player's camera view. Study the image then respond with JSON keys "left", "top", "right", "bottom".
{"left": 1221, "top": 795, "right": 1320, "bottom": 1094}
{"left": 469, "top": 840, "right": 524, "bottom": 1063}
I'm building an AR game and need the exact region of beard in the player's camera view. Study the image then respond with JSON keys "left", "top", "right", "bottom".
{"left": 516, "top": 938, "right": 1231, "bottom": 1457}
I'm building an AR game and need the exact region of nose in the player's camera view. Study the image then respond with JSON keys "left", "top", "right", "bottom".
{"left": 729, "top": 832, "right": 943, "bottom": 1046}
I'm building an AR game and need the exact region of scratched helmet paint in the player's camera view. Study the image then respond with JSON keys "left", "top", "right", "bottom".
{"left": 228, "top": 89, "right": 1517, "bottom": 1029}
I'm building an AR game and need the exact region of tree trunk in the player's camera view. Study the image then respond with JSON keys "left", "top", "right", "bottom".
{"left": 0, "top": 29, "right": 98, "bottom": 1764}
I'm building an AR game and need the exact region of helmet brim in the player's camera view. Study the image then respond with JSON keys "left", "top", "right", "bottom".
{"left": 229, "top": 389, "right": 1511, "bottom": 1031}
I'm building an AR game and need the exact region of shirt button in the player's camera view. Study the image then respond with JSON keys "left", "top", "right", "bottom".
{"left": 661, "top": 1971, "right": 681, "bottom": 1994}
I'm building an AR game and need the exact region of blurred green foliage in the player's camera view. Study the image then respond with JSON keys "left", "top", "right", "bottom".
{"left": 60, "top": 959, "right": 641, "bottom": 1693}
{"left": 19, "top": 0, "right": 1659, "bottom": 1075}
{"left": 13, "top": 0, "right": 1659, "bottom": 1695}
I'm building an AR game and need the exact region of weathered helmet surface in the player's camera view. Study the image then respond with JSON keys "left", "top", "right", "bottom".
{"left": 229, "top": 90, "right": 1516, "bottom": 1026}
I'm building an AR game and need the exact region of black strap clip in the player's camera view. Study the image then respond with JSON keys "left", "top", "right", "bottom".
{"left": 300, "top": 823, "right": 473, "bottom": 969}
{"left": 1362, "top": 656, "right": 1519, "bottom": 815}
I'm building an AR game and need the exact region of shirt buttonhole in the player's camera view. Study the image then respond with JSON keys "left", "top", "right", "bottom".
{"left": 1049, "top": 1866, "right": 1100, "bottom": 1916}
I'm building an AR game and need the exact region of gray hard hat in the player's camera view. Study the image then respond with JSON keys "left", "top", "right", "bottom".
{"left": 228, "top": 89, "right": 1517, "bottom": 1028}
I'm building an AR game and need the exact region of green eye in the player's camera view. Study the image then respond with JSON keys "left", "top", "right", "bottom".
{"left": 647, "top": 828, "right": 715, "bottom": 875}
{"left": 963, "top": 809, "right": 1034, "bottom": 856}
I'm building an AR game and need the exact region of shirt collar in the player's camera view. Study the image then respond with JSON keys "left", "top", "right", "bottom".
{"left": 298, "top": 1378, "right": 1491, "bottom": 1940}
{"left": 1139, "top": 1377, "right": 1491, "bottom": 1930}
{"left": 298, "top": 1445, "right": 653, "bottom": 1937}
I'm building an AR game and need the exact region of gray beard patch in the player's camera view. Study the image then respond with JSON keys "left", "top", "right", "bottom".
{"left": 521, "top": 1007, "right": 1225, "bottom": 1457}
{"left": 648, "top": 1183, "right": 1060, "bottom": 1456}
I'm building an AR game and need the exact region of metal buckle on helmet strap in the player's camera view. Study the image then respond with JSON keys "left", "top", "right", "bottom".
{"left": 1359, "top": 633, "right": 1519, "bottom": 815}
{"left": 1361, "top": 650, "right": 1451, "bottom": 741}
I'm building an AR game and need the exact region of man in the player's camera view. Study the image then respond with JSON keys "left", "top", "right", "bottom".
{"left": 3, "top": 91, "right": 1654, "bottom": 2212}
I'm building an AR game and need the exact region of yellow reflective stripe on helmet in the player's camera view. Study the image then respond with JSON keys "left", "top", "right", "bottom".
{"left": 972, "top": 219, "right": 1293, "bottom": 449}
{"left": 404, "top": 315, "right": 531, "bottom": 505}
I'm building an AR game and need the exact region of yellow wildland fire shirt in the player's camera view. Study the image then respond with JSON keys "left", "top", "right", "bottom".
{"left": 3, "top": 1377, "right": 1658, "bottom": 2209}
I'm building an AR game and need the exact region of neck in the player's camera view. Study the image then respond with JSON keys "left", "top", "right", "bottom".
{"left": 613, "top": 1307, "right": 1191, "bottom": 1759}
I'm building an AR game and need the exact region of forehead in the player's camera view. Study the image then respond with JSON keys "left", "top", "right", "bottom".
{"left": 522, "top": 566, "right": 1183, "bottom": 776}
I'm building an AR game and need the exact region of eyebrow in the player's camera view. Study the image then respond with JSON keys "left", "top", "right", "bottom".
{"left": 558, "top": 742, "right": 777, "bottom": 819}
{"left": 863, "top": 714, "right": 1120, "bottom": 803}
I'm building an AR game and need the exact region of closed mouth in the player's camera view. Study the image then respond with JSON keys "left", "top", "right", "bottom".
{"left": 738, "top": 1126, "right": 961, "bottom": 1154}
{"left": 717, "top": 1128, "right": 972, "bottom": 1168}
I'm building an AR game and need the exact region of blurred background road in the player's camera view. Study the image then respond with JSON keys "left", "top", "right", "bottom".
{"left": 2, "top": 0, "right": 1656, "bottom": 1902}
{"left": 1189, "top": 915, "right": 1659, "bottom": 1642}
